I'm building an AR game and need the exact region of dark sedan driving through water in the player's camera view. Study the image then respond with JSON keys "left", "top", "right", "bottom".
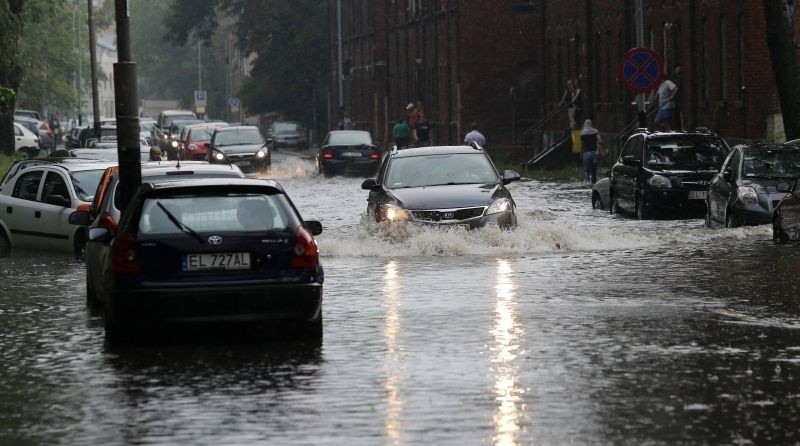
{"left": 361, "top": 144, "right": 520, "bottom": 229}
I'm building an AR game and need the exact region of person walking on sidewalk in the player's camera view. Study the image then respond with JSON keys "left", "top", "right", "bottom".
{"left": 392, "top": 119, "right": 411, "bottom": 149}
{"left": 649, "top": 74, "right": 678, "bottom": 131}
{"left": 580, "top": 119, "right": 602, "bottom": 184}
{"left": 464, "top": 122, "right": 486, "bottom": 146}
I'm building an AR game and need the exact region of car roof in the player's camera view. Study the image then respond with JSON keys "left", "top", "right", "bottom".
{"left": 144, "top": 178, "right": 283, "bottom": 192}
{"left": 160, "top": 110, "right": 195, "bottom": 115}
{"left": 328, "top": 130, "right": 370, "bottom": 136}
{"left": 389, "top": 145, "right": 485, "bottom": 158}
{"left": 215, "top": 125, "right": 260, "bottom": 132}
{"left": 745, "top": 143, "right": 800, "bottom": 152}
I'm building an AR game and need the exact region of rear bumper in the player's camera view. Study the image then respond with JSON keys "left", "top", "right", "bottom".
{"left": 321, "top": 158, "right": 379, "bottom": 173}
{"left": 108, "top": 282, "right": 322, "bottom": 325}
{"left": 642, "top": 189, "right": 707, "bottom": 217}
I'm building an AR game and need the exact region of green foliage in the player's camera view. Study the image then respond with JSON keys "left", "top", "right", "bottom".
{"left": 0, "top": 152, "right": 24, "bottom": 180}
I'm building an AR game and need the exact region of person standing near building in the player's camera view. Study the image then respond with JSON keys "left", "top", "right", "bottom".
{"left": 560, "top": 79, "right": 582, "bottom": 130}
{"left": 580, "top": 119, "right": 602, "bottom": 184}
{"left": 392, "top": 118, "right": 410, "bottom": 148}
{"left": 649, "top": 74, "right": 678, "bottom": 131}
{"left": 464, "top": 122, "right": 486, "bottom": 146}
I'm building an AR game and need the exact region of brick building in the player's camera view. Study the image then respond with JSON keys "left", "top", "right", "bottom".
{"left": 330, "top": 0, "right": 798, "bottom": 155}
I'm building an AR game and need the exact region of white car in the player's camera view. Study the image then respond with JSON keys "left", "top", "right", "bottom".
{"left": 14, "top": 122, "right": 39, "bottom": 158}
{"left": 0, "top": 159, "right": 115, "bottom": 258}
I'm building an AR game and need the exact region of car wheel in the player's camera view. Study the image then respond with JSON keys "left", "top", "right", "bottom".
{"left": 73, "top": 229, "right": 87, "bottom": 261}
{"left": 774, "top": 222, "right": 790, "bottom": 243}
{"left": 725, "top": 211, "right": 738, "bottom": 228}
{"left": 592, "top": 192, "right": 602, "bottom": 210}
{"left": 610, "top": 192, "right": 620, "bottom": 215}
{"left": 86, "top": 271, "right": 101, "bottom": 310}
{"left": 104, "top": 305, "right": 132, "bottom": 346}
{"left": 636, "top": 194, "right": 649, "bottom": 220}
{"left": 300, "top": 314, "right": 323, "bottom": 340}
{"left": 705, "top": 206, "right": 713, "bottom": 228}
{"left": 0, "top": 229, "right": 10, "bottom": 258}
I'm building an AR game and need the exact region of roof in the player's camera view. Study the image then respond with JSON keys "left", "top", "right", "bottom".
{"left": 215, "top": 125, "right": 260, "bottom": 132}
{"left": 143, "top": 178, "right": 283, "bottom": 192}
{"left": 327, "top": 130, "right": 370, "bottom": 135}
{"left": 390, "top": 145, "right": 484, "bottom": 157}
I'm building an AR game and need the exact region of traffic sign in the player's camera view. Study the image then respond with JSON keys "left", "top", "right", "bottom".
{"left": 194, "top": 90, "right": 207, "bottom": 107}
{"left": 619, "top": 47, "right": 665, "bottom": 94}
{"left": 228, "top": 98, "right": 240, "bottom": 108}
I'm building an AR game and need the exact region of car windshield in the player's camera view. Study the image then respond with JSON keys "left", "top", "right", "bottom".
{"left": 138, "top": 194, "right": 292, "bottom": 235}
{"left": 273, "top": 122, "right": 299, "bottom": 134}
{"left": 214, "top": 129, "right": 264, "bottom": 146}
{"left": 385, "top": 153, "right": 498, "bottom": 188}
{"left": 164, "top": 114, "right": 196, "bottom": 128}
{"left": 139, "top": 121, "right": 156, "bottom": 132}
{"left": 327, "top": 132, "right": 372, "bottom": 146}
{"left": 71, "top": 169, "right": 105, "bottom": 202}
{"left": 743, "top": 149, "right": 800, "bottom": 179}
{"left": 190, "top": 128, "right": 215, "bottom": 141}
{"left": 645, "top": 137, "right": 728, "bottom": 170}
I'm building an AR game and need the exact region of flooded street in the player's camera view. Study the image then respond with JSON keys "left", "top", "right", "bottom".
{"left": 1, "top": 152, "right": 799, "bottom": 445}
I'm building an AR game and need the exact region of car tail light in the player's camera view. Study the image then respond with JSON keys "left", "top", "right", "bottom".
{"left": 291, "top": 227, "right": 318, "bottom": 268}
{"left": 97, "top": 212, "right": 117, "bottom": 235}
{"left": 369, "top": 150, "right": 380, "bottom": 160}
{"left": 322, "top": 149, "right": 333, "bottom": 159}
{"left": 112, "top": 232, "right": 140, "bottom": 273}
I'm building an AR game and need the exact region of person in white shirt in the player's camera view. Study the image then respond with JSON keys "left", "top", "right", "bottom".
{"left": 648, "top": 76, "right": 678, "bottom": 131}
{"left": 464, "top": 122, "right": 486, "bottom": 146}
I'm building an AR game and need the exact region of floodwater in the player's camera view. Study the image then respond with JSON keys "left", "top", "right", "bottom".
{"left": 1, "top": 152, "right": 798, "bottom": 445}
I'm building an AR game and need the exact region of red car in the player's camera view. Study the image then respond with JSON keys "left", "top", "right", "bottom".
{"left": 183, "top": 124, "right": 226, "bottom": 160}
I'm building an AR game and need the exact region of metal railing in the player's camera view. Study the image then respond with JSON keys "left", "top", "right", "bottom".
{"left": 522, "top": 102, "right": 570, "bottom": 169}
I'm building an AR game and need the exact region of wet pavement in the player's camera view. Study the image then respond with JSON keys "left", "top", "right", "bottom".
{"left": 1, "top": 152, "right": 798, "bottom": 445}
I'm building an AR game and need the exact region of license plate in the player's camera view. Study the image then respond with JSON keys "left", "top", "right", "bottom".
{"left": 341, "top": 151, "right": 362, "bottom": 157}
{"left": 688, "top": 191, "right": 707, "bottom": 200}
{"left": 234, "top": 160, "right": 252, "bottom": 167}
{"left": 182, "top": 252, "right": 251, "bottom": 271}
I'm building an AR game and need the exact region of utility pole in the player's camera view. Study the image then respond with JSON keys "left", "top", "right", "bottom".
{"left": 114, "top": 0, "right": 141, "bottom": 213}
{"left": 337, "top": 0, "right": 343, "bottom": 109}
{"left": 635, "top": 0, "right": 647, "bottom": 128}
{"left": 77, "top": 2, "right": 83, "bottom": 126}
{"left": 88, "top": 0, "right": 101, "bottom": 138}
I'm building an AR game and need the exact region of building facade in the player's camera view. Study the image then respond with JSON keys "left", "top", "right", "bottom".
{"left": 331, "top": 0, "right": 800, "bottom": 156}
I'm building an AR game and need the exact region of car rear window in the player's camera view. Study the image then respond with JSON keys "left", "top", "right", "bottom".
{"left": 645, "top": 137, "right": 728, "bottom": 170}
{"left": 327, "top": 132, "right": 372, "bottom": 146}
{"left": 137, "top": 193, "right": 294, "bottom": 235}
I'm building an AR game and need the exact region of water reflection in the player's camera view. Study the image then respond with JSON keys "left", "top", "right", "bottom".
{"left": 490, "top": 259, "right": 525, "bottom": 446}
{"left": 383, "top": 260, "right": 405, "bottom": 445}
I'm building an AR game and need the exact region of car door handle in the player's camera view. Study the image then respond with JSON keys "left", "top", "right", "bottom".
{"left": 6, "top": 206, "right": 11, "bottom": 214}
{"left": 34, "top": 211, "right": 41, "bottom": 218}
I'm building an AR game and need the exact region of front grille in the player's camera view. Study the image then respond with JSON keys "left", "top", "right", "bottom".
{"left": 227, "top": 154, "right": 255, "bottom": 161}
{"left": 411, "top": 207, "right": 485, "bottom": 222}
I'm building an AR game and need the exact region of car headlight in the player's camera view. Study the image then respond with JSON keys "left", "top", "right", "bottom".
{"left": 647, "top": 174, "right": 672, "bottom": 189}
{"left": 737, "top": 186, "right": 759, "bottom": 205}
{"left": 170, "top": 140, "right": 179, "bottom": 148}
{"left": 381, "top": 204, "right": 411, "bottom": 222}
{"left": 486, "top": 198, "right": 513, "bottom": 215}
{"left": 214, "top": 151, "right": 226, "bottom": 161}
{"left": 256, "top": 148, "right": 268, "bottom": 159}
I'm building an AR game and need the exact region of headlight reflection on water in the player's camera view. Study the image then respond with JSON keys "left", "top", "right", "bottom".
{"left": 383, "top": 260, "right": 405, "bottom": 445}
{"left": 491, "top": 259, "right": 525, "bottom": 446}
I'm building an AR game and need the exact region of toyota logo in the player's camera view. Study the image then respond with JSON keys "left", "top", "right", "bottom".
{"left": 208, "top": 235, "right": 223, "bottom": 245}
{"left": 442, "top": 212, "right": 455, "bottom": 220}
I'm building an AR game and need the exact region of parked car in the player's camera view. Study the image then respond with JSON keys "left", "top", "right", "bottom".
{"left": 156, "top": 109, "right": 198, "bottom": 133}
{"left": 0, "top": 159, "right": 114, "bottom": 258}
{"left": 14, "top": 116, "right": 50, "bottom": 150}
{"left": 591, "top": 177, "right": 611, "bottom": 210}
{"left": 207, "top": 126, "right": 271, "bottom": 172}
{"left": 76, "top": 125, "right": 117, "bottom": 148}
{"left": 609, "top": 129, "right": 730, "bottom": 219}
{"left": 86, "top": 178, "right": 323, "bottom": 344}
{"left": 270, "top": 121, "right": 308, "bottom": 150}
{"left": 361, "top": 144, "right": 520, "bottom": 229}
{"left": 705, "top": 144, "right": 799, "bottom": 228}
{"left": 317, "top": 130, "right": 381, "bottom": 176}
{"left": 14, "top": 109, "right": 41, "bottom": 121}
{"left": 166, "top": 119, "right": 204, "bottom": 159}
{"left": 13, "top": 122, "right": 40, "bottom": 158}
{"left": 69, "top": 162, "right": 247, "bottom": 309}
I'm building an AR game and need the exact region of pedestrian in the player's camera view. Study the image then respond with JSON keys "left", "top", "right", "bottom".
{"left": 392, "top": 119, "right": 410, "bottom": 149}
{"left": 648, "top": 73, "right": 678, "bottom": 131}
{"left": 408, "top": 100, "right": 425, "bottom": 140}
{"left": 338, "top": 109, "right": 354, "bottom": 130}
{"left": 414, "top": 117, "right": 431, "bottom": 147}
{"left": 149, "top": 146, "right": 162, "bottom": 162}
{"left": 559, "top": 79, "right": 582, "bottom": 129}
{"left": 580, "top": 119, "right": 602, "bottom": 184}
{"left": 464, "top": 122, "right": 486, "bottom": 146}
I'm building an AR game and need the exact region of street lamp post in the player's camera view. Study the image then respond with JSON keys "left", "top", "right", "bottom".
{"left": 72, "top": 1, "right": 83, "bottom": 125}
{"left": 635, "top": 0, "right": 647, "bottom": 128}
{"left": 114, "top": 0, "right": 141, "bottom": 214}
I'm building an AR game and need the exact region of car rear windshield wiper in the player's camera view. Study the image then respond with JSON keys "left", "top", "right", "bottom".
{"left": 156, "top": 201, "right": 204, "bottom": 244}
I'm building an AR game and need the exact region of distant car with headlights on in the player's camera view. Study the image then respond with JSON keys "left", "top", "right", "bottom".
{"left": 361, "top": 144, "right": 520, "bottom": 229}
{"left": 90, "top": 178, "right": 323, "bottom": 345}
{"left": 317, "top": 130, "right": 381, "bottom": 176}
{"left": 207, "top": 126, "right": 271, "bottom": 172}
{"left": 706, "top": 144, "right": 799, "bottom": 228}
{"left": 183, "top": 123, "right": 227, "bottom": 161}
{"left": 610, "top": 129, "right": 730, "bottom": 219}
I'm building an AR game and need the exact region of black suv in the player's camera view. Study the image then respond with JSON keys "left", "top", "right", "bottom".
{"left": 610, "top": 128, "right": 730, "bottom": 219}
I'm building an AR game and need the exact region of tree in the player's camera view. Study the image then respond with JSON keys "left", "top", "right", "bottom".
{"left": 763, "top": 0, "right": 800, "bottom": 140}
{"left": 0, "top": 0, "right": 27, "bottom": 154}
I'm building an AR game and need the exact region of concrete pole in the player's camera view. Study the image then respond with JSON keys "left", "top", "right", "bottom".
{"left": 337, "top": 0, "right": 343, "bottom": 109}
{"left": 635, "top": 0, "right": 647, "bottom": 128}
{"left": 88, "top": 0, "right": 101, "bottom": 137}
{"left": 114, "top": 0, "right": 141, "bottom": 214}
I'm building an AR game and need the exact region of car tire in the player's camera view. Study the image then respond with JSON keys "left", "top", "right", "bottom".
{"left": 592, "top": 192, "right": 602, "bottom": 210}
{"left": 725, "top": 211, "right": 738, "bottom": 228}
{"left": 0, "top": 229, "right": 10, "bottom": 258}
{"left": 104, "top": 305, "right": 132, "bottom": 346}
{"left": 705, "top": 206, "right": 713, "bottom": 228}
{"left": 636, "top": 194, "right": 649, "bottom": 220}
{"left": 86, "top": 271, "right": 101, "bottom": 311}
{"left": 300, "top": 314, "right": 323, "bottom": 340}
{"left": 610, "top": 192, "right": 620, "bottom": 215}
{"left": 774, "top": 223, "right": 790, "bottom": 243}
{"left": 73, "top": 229, "right": 87, "bottom": 261}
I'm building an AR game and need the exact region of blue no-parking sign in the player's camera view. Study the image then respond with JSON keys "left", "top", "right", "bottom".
{"left": 619, "top": 47, "right": 665, "bottom": 94}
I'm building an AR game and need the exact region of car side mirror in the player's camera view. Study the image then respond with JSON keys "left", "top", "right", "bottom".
{"left": 502, "top": 170, "right": 521, "bottom": 184}
{"left": 68, "top": 210, "right": 90, "bottom": 226}
{"left": 777, "top": 181, "right": 792, "bottom": 193}
{"left": 88, "top": 227, "right": 113, "bottom": 244}
{"left": 361, "top": 178, "right": 380, "bottom": 191}
{"left": 45, "top": 195, "right": 71, "bottom": 207}
{"left": 203, "top": 142, "right": 211, "bottom": 149}
{"left": 305, "top": 220, "right": 323, "bottom": 236}
{"left": 622, "top": 156, "right": 642, "bottom": 168}
{"left": 722, "top": 169, "right": 733, "bottom": 181}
